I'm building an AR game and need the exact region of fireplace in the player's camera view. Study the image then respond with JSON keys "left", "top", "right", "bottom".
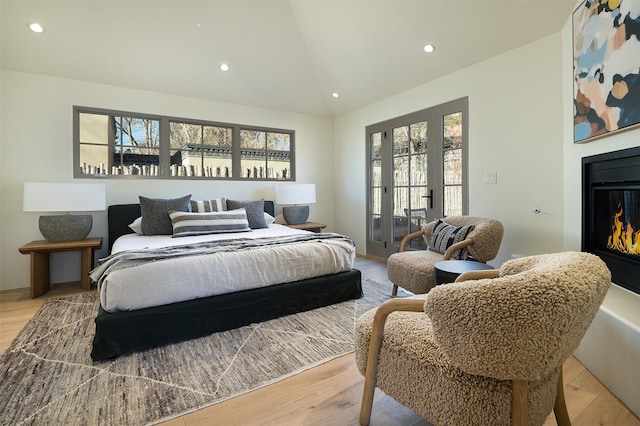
{"left": 582, "top": 147, "right": 640, "bottom": 295}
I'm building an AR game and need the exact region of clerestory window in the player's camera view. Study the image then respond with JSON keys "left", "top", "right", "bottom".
{"left": 73, "top": 106, "right": 295, "bottom": 181}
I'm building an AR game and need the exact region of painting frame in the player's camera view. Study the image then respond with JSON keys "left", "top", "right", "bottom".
{"left": 572, "top": 0, "right": 640, "bottom": 144}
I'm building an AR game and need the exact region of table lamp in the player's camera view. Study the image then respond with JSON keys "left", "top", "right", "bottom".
{"left": 23, "top": 182, "right": 106, "bottom": 242}
{"left": 275, "top": 183, "right": 316, "bottom": 225}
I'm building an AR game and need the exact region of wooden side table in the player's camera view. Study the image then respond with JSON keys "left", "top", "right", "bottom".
{"left": 19, "top": 237, "right": 103, "bottom": 298}
{"left": 284, "top": 222, "right": 327, "bottom": 233}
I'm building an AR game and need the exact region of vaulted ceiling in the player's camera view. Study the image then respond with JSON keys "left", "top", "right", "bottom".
{"left": 1, "top": 0, "right": 577, "bottom": 117}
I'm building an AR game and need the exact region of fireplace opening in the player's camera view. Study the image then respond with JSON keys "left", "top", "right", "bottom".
{"left": 583, "top": 147, "right": 640, "bottom": 296}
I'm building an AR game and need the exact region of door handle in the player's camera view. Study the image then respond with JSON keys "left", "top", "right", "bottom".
{"left": 421, "top": 189, "right": 434, "bottom": 209}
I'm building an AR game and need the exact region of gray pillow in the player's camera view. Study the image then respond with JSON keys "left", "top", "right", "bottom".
{"left": 190, "top": 198, "right": 227, "bottom": 212}
{"left": 226, "top": 199, "right": 268, "bottom": 229}
{"left": 169, "top": 209, "right": 251, "bottom": 237}
{"left": 140, "top": 195, "right": 191, "bottom": 235}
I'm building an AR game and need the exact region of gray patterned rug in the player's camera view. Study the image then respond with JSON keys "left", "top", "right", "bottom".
{"left": 0, "top": 278, "right": 391, "bottom": 425}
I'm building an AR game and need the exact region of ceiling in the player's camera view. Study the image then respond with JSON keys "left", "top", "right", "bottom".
{"left": 1, "top": 0, "right": 577, "bottom": 117}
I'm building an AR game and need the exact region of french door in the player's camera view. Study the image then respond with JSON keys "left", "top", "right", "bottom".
{"left": 366, "top": 98, "right": 468, "bottom": 258}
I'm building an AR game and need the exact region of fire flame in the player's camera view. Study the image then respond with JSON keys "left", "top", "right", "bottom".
{"left": 607, "top": 205, "right": 640, "bottom": 256}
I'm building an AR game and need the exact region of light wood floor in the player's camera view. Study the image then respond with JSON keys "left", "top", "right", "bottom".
{"left": 1, "top": 257, "right": 638, "bottom": 426}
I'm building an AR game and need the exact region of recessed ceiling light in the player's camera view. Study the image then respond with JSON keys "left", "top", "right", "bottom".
{"left": 220, "top": 63, "right": 229, "bottom": 72}
{"left": 424, "top": 44, "right": 435, "bottom": 53}
{"left": 28, "top": 22, "right": 44, "bottom": 33}
{"left": 332, "top": 92, "right": 339, "bottom": 98}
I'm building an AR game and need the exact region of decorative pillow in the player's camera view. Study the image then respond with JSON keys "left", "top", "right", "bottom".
{"left": 429, "top": 219, "right": 475, "bottom": 259}
{"left": 226, "top": 199, "right": 268, "bottom": 229}
{"left": 190, "top": 198, "right": 227, "bottom": 213}
{"left": 169, "top": 209, "right": 251, "bottom": 237}
{"left": 264, "top": 212, "right": 276, "bottom": 225}
{"left": 139, "top": 195, "right": 191, "bottom": 235}
{"left": 128, "top": 217, "right": 143, "bottom": 234}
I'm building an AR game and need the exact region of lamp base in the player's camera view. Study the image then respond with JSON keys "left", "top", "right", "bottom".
{"left": 283, "top": 206, "right": 309, "bottom": 225}
{"left": 39, "top": 215, "right": 93, "bottom": 242}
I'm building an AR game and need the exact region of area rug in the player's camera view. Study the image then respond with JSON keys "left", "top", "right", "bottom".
{"left": 0, "top": 277, "right": 392, "bottom": 425}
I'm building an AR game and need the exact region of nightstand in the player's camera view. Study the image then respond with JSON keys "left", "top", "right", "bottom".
{"left": 284, "top": 222, "right": 327, "bottom": 233}
{"left": 19, "top": 237, "right": 103, "bottom": 298}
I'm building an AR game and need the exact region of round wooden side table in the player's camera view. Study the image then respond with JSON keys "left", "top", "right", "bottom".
{"left": 434, "top": 260, "right": 495, "bottom": 285}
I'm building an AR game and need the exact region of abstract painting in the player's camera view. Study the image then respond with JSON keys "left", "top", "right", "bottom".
{"left": 573, "top": 0, "right": 640, "bottom": 143}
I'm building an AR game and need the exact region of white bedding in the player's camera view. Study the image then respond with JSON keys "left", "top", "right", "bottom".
{"left": 100, "top": 224, "right": 355, "bottom": 312}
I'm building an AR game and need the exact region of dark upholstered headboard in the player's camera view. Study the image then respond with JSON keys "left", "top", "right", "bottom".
{"left": 107, "top": 200, "right": 275, "bottom": 252}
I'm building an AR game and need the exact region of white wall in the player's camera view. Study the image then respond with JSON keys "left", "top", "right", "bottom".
{"left": 560, "top": 13, "right": 640, "bottom": 418}
{"left": 0, "top": 71, "right": 334, "bottom": 290}
{"left": 334, "top": 33, "right": 565, "bottom": 268}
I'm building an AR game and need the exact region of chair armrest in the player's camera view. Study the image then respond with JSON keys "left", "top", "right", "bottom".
{"left": 455, "top": 269, "right": 500, "bottom": 282}
{"left": 360, "top": 298, "right": 425, "bottom": 424}
{"left": 398, "top": 229, "right": 428, "bottom": 252}
{"left": 443, "top": 238, "right": 474, "bottom": 259}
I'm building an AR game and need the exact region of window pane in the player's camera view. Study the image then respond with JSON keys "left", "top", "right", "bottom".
{"left": 443, "top": 112, "right": 463, "bottom": 217}
{"left": 241, "top": 130, "right": 266, "bottom": 148}
{"left": 370, "top": 132, "right": 383, "bottom": 243}
{"left": 410, "top": 121, "right": 427, "bottom": 154}
{"left": 240, "top": 129, "right": 291, "bottom": 179}
{"left": 444, "top": 149, "right": 462, "bottom": 185}
{"left": 371, "top": 184, "right": 382, "bottom": 242}
{"left": 371, "top": 132, "right": 382, "bottom": 160}
{"left": 394, "top": 156, "right": 409, "bottom": 187}
{"left": 169, "top": 123, "right": 234, "bottom": 178}
{"left": 443, "top": 112, "right": 462, "bottom": 149}
{"left": 204, "top": 126, "right": 232, "bottom": 146}
{"left": 202, "top": 126, "right": 232, "bottom": 177}
{"left": 410, "top": 153, "right": 428, "bottom": 185}
{"left": 444, "top": 185, "right": 463, "bottom": 216}
{"left": 241, "top": 142, "right": 267, "bottom": 179}
{"left": 393, "top": 186, "right": 409, "bottom": 244}
{"left": 393, "top": 126, "right": 409, "bottom": 156}
{"left": 267, "top": 132, "right": 290, "bottom": 151}
{"left": 371, "top": 214, "right": 383, "bottom": 242}
{"left": 267, "top": 132, "right": 291, "bottom": 180}
{"left": 170, "top": 122, "right": 202, "bottom": 149}
{"left": 79, "top": 114, "right": 160, "bottom": 176}
{"left": 79, "top": 144, "right": 109, "bottom": 175}
{"left": 115, "top": 116, "right": 159, "bottom": 153}
{"left": 79, "top": 113, "right": 110, "bottom": 144}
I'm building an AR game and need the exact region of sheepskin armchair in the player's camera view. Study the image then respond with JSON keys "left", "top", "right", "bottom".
{"left": 355, "top": 252, "right": 611, "bottom": 426}
{"left": 387, "top": 216, "right": 504, "bottom": 296}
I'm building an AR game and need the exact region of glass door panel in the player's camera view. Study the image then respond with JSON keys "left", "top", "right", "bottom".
{"left": 369, "top": 132, "right": 383, "bottom": 243}
{"left": 393, "top": 121, "right": 429, "bottom": 250}
{"left": 443, "top": 112, "right": 463, "bottom": 216}
{"left": 366, "top": 97, "right": 467, "bottom": 258}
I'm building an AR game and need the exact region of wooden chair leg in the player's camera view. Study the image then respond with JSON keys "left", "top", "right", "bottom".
{"left": 554, "top": 366, "right": 571, "bottom": 426}
{"left": 391, "top": 284, "right": 398, "bottom": 297}
{"left": 512, "top": 380, "right": 528, "bottom": 426}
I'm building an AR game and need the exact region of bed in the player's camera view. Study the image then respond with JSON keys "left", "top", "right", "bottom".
{"left": 90, "top": 200, "right": 362, "bottom": 361}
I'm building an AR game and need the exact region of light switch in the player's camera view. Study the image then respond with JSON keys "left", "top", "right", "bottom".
{"left": 483, "top": 171, "right": 497, "bottom": 184}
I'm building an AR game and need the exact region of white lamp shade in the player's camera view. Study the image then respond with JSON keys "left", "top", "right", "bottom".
{"left": 275, "top": 183, "right": 316, "bottom": 205}
{"left": 23, "top": 182, "right": 106, "bottom": 212}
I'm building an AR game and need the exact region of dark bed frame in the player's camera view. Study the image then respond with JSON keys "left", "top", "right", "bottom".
{"left": 91, "top": 201, "right": 363, "bottom": 361}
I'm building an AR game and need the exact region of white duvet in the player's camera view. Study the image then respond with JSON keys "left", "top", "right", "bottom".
{"left": 100, "top": 224, "right": 355, "bottom": 312}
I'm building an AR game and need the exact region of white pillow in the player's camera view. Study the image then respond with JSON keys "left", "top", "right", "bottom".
{"left": 129, "top": 217, "right": 143, "bottom": 234}
{"left": 264, "top": 212, "right": 276, "bottom": 225}
{"left": 169, "top": 209, "right": 251, "bottom": 237}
